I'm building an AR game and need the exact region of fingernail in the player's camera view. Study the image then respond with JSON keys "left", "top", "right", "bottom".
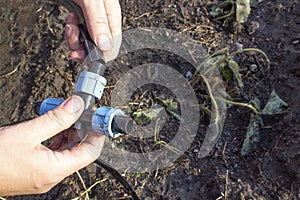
{"left": 96, "top": 35, "right": 113, "bottom": 51}
{"left": 65, "top": 25, "right": 72, "bottom": 37}
{"left": 62, "top": 96, "right": 83, "bottom": 114}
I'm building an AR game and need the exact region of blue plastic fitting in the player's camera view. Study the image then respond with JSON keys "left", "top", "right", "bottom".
{"left": 92, "top": 106, "right": 124, "bottom": 138}
{"left": 39, "top": 98, "right": 126, "bottom": 138}
{"left": 39, "top": 98, "right": 64, "bottom": 115}
{"left": 75, "top": 71, "right": 107, "bottom": 99}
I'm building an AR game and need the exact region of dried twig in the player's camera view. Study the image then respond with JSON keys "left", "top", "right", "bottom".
{"left": 0, "top": 64, "right": 20, "bottom": 79}
{"left": 75, "top": 171, "right": 89, "bottom": 200}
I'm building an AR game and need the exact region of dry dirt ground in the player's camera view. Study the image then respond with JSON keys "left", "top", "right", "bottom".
{"left": 0, "top": 0, "right": 299, "bottom": 199}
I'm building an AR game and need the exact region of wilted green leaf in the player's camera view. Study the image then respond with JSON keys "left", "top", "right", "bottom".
{"left": 198, "top": 75, "right": 227, "bottom": 158}
{"left": 241, "top": 114, "right": 264, "bottom": 156}
{"left": 133, "top": 107, "right": 164, "bottom": 126}
{"left": 221, "top": 67, "right": 233, "bottom": 81}
{"left": 158, "top": 98, "right": 181, "bottom": 120}
{"left": 236, "top": 0, "right": 251, "bottom": 23}
{"left": 241, "top": 92, "right": 288, "bottom": 156}
{"left": 262, "top": 90, "right": 288, "bottom": 115}
{"left": 227, "top": 58, "right": 244, "bottom": 88}
{"left": 241, "top": 98, "right": 262, "bottom": 156}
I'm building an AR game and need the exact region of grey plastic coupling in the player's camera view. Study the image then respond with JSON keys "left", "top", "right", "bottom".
{"left": 75, "top": 71, "right": 107, "bottom": 99}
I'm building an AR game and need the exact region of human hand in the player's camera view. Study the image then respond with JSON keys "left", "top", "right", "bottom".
{"left": 0, "top": 96, "right": 105, "bottom": 196}
{"left": 65, "top": 0, "right": 122, "bottom": 62}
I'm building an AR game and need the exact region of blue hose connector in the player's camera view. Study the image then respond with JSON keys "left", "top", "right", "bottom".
{"left": 39, "top": 98, "right": 64, "bottom": 115}
{"left": 92, "top": 106, "right": 124, "bottom": 138}
{"left": 39, "top": 98, "right": 130, "bottom": 138}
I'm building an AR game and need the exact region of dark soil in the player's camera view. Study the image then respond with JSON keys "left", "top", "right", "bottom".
{"left": 0, "top": 0, "right": 299, "bottom": 199}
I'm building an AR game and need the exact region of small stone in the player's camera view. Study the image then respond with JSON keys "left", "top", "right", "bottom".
{"left": 235, "top": 42, "right": 244, "bottom": 51}
{"left": 185, "top": 71, "right": 193, "bottom": 80}
{"left": 165, "top": 31, "right": 170, "bottom": 37}
{"left": 250, "top": 64, "right": 258, "bottom": 72}
{"left": 60, "top": 54, "right": 66, "bottom": 60}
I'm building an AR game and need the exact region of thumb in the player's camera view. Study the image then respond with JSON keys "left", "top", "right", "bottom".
{"left": 32, "top": 96, "right": 84, "bottom": 143}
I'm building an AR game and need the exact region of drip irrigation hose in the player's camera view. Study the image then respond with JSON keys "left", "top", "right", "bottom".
{"left": 94, "top": 160, "right": 140, "bottom": 200}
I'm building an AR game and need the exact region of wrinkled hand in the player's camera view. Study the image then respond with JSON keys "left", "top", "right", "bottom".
{"left": 65, "top": 0, "right": 122, "bottom": 62}
{"left": 0, "top": 96, "right": 105, "bottom": 196}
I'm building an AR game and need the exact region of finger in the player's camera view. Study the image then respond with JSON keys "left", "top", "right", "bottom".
{"left": 75, "top": 0, "right": 113, "bottom": 51}
{"left": 65, "top": 12, "right": 79, "bottom": 25}
{"left": 25, "top": 96, "right": 84, "bottom": 143}
{"left": 69, "top": 50, "right": 86, "bottom": 62}
{"left": 103, "top": 0, "right": 122, "bottom": 61}
{"left": 104, "top": 0, "right": 122, "bottom": 39}
{"left": 65, "top": 24, "right": 81, "bottom": 51}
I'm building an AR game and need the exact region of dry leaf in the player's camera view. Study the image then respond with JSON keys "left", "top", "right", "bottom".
{"left": 236, "top": 0, "right": 251, "bottom": 23}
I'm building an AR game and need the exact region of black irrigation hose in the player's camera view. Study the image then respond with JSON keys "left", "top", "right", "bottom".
{"left": 94, "top": 160, "right": 140, "bottom": 200}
